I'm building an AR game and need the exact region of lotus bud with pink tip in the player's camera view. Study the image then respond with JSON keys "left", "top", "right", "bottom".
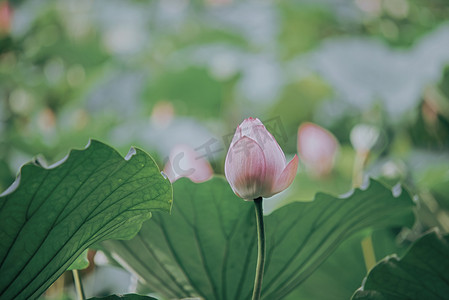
{"left": 297, "top": 122, "right": 339, "bottom": 178}
{"left": 224, "top": 117, "right": 299, "bottom": 200}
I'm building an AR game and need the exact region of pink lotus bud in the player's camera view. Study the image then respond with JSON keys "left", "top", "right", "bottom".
{"left": 225, "top": 117, "right": 299, "bottom": 200}
{"left": 163, "top": 144, "right": 213, "bottom": 183}
{"left": 297, "top": 122, "right": 339, "bottom": 178}
{"left": 0, "top": 1, "right": 12, "bottom": 35}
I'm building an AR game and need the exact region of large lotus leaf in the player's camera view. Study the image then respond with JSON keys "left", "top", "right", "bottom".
{"left": 103, "top": 176, "right": 414, "bottom": 300}
{"left": 285, "top": 228, "right": 409, "bottom": 300}
{"left": 0, "top": 140, "right": 172, "bottom": 300}
{"left": 353, "top": 230, "right": 449, "bottom": 300}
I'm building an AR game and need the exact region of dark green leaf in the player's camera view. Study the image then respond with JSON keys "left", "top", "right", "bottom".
{"left": 103, "top": 176, "right": 414, "bottom": 300}
{"left": 352, "top": 230, "right": 449, "bottom": 300}
{"left": 0, "top": 140, "right": 172, "bottom": 300}
{"left": 88, "top": 294, "right": 157, "bottom": 300}
{"left": 286, "top": 229, "right": 408, "bottom": 300}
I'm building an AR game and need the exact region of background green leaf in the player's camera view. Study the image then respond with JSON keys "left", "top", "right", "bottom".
{"left": 285, "top": 229, "right": 409, "bottom": 300}
{"left": 352, "top": 230, "right": 449, "bottom": 300}
{"left": 0, "top": 140, "right": 172, "bottom": 300}
{"left": 103, "top": 176, "right": 414, "bottom": 300}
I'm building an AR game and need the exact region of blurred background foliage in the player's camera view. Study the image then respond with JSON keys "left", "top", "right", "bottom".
{"left": 1, "top": 0, "right": 449, "bottom": 299}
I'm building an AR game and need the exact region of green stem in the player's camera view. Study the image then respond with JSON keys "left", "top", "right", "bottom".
{"left": 72, "top": 269, "right": 85, "bottom": 300}
{"left": 252, "top": 197, "right": 266, "bottom": 300}
{"left": 352, "top": 150, "right": 376, "bottom": 272}
{"left": 361, "top": 235, "right": 376, "bottom": 271}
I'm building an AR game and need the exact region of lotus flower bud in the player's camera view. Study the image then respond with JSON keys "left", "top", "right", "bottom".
{"left": 297, "top": 122, "right": 339, "bottom": 178}
{"left": 224, "top": 117, "right": 299, "bottom": 200}
{"left": 164, "top": 144, "right": 213, "bottom": 183}
{"left": 350, "top": 124, "right": 380, "bottom": 154}
{"left": 350, "top": 124, "right": 380, "bottom": 187}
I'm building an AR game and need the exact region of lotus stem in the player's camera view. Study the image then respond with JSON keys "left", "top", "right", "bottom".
{"left": 252, "top": 197, "right": 266, "bottom": 300}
